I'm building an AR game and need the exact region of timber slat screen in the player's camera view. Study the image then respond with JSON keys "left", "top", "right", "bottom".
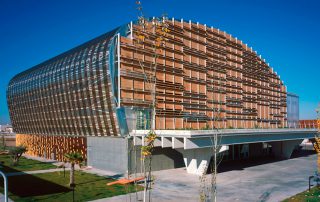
{"left": 119, "top": 19, "right": 287, "bottom": 130}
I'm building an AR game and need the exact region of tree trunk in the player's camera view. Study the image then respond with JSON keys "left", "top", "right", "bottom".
{"left": 143, "top": 157, "right": 147, "bottom": 202}
{"left": 70, "top": 162, "right": 75, "bottom": 186}
{"left": 12, "top": 157, "right": 18, "bottom": 166}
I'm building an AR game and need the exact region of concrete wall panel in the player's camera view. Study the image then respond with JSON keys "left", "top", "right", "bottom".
{"left": 87, "top": 137, "right": 128, "bottom": 174}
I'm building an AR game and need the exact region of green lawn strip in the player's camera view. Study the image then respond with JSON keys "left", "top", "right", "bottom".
{"left": 0, "top": 154, "right": 57, "bottom": 172}
{"left": 282, "top": 186, "right": 320, "bottom": 202}
{"left": 0, "top": 170, "right": 142, "bottom": 202}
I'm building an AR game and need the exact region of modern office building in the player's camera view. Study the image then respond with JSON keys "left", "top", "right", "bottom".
{"left": 0, "top": 124, "right": 13, "bottom": 133}
{"left": 287, "top": 93, "right": 299, "bottom": 128}
{"left": 300, "top": 120, "right": 319, "bottom": 129}
{"left": 7, "top": 18, "right": 316, "bottom": 174}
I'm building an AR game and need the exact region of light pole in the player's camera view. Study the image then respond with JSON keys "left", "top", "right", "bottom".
{"left": 0, "top": 170, "right": 8, "bottom": 202}
{"left": 70, "top": 183, "right": 76, "bottom": 202}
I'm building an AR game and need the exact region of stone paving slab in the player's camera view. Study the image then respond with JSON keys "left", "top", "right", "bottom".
{"left": 90, "top": 153, "right": 317, "bottom": 202}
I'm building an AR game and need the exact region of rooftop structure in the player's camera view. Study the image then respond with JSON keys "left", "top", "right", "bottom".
{"left": 287, "top": 93, "right": 299, "bottom": 128}
{"left": 0, "top": 124, "right": 13, "bottom": 133}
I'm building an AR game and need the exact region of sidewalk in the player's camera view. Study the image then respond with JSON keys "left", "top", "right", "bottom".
{"left": 22, "top": 154, "right": 58, "bottom": 163}
{"left": 6, "top": 167, "right": 70, "bottom": 177}
{"left": 81, "top": 167, "right": 124, "bottom": 179}
{"left": 24, "top": 154, "right": 128, "bottom": 179}
{"left": 89, "top": 153, "right": 317, "bottom": 202}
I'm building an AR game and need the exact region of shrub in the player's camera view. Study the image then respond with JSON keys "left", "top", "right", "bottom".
{"left": 8, "top": 146, "right": 27, "bottom": 166}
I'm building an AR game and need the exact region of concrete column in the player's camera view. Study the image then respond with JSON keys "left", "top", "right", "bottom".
{"left": 179, "top": 148, "right": 213, "bottom": 175}
{"left": 269, "top": 140, "right": 302, "bottom": 159}
{"left": 232, "top": 145, "right": 235, "bottom": 160}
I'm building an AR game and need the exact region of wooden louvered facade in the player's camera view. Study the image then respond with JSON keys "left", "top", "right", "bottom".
{"left": 119, "top": 19, "right": 287, "bottom": 130}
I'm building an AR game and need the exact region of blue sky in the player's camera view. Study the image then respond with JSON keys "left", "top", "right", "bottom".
{"left": 0, "top": 0, "right": 319, "bottom": 124}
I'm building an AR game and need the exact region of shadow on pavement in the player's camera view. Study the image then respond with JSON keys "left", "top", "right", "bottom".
{"left": 291, "top": 148, "right": 316, "bottom": 159}
{"left": 209, "top": 148, "right": 316, "bottom": 174}
{"left": 216, "top": 156, "right": 282, "bottom": 173}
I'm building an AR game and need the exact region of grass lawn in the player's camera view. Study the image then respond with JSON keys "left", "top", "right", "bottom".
{"left": 283, "top": 186, "right": 320, "bottom": 202}
{"left": 0, "top": 154, "right": 57, "bottom": 173}
{"left": 0, "top": 171, "right": 142, "bottom": 202}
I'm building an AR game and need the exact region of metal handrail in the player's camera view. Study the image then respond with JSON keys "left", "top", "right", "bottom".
{"left": 0, "top": 170, "right": 8, "bottom": 202}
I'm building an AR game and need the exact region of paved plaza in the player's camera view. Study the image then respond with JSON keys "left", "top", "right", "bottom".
{"left": 94, "top": 150, "right": 317, "bottom": 202}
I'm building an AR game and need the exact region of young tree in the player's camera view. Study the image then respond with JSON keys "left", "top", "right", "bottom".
{"left": 8, "top": 146, "right": 27, "bottom": 166}
{"left": 133, "top": 1, "right": 169, "bottom": 201}
{"left": 64, "top": 152, "right": 84, "bottom": 187}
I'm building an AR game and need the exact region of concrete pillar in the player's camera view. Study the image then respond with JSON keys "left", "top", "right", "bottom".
{"left": 179, "top": 148, "right": 213, "bottom": 175}
{"left": 232, "top": 145, "right": 235, "bottom": 160}
{"left": 269, "top": 140, "right": 302, "bottom": 159}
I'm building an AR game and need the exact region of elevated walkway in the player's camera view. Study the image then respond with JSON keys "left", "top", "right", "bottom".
{"left": 131, "top": 128, "right": 317, "bottom": 149}
{"left": 130, "top": 128, "right": 318, "bottom": 175}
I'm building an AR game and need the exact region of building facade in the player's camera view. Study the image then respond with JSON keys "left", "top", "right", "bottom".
{"left": 7, "top": 18, "right": 292, "bottom": 172}
{"left": 287, "top": 93, "right": 299, "bottom": 128}
{"left": 300, "top": 120, "right": 319, "bottom": 129}
{"left": 0, "top": 124, "right": 13, "bottom": 133}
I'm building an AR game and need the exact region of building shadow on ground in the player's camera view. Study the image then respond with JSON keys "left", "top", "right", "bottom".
{"left": 208, "top": 148, "right": 316, "bottom": 174}
{"left": 0, "top": 165, "right": 70, "bottom": 197}
{"left": 291, "top": 148, "right": 316, "bottom": 159}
